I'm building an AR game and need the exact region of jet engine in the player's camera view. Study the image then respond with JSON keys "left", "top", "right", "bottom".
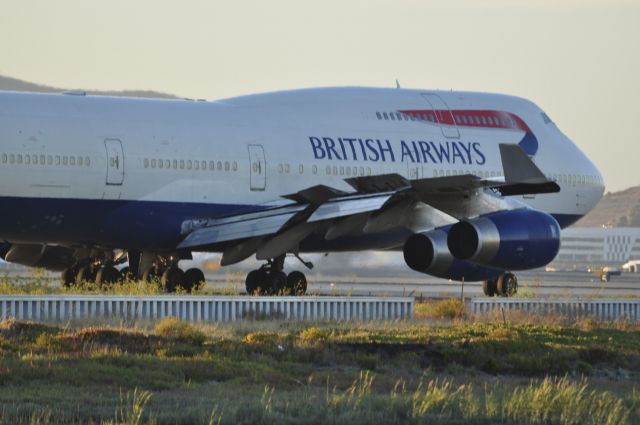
{"left": 446, "top": 208, "right": 561, "bottom": 270}
{"left": 403, "top": 228, "right": 503, "bottom": 281}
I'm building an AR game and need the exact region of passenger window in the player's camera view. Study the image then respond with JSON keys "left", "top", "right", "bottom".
{"left": 333, "top": 166, "right": 338, "bottom": 175}
{"left": 32, "top": 154, "right": 38, "bottom": 164}
{"left": 40, "top": 155, "right": 45, "bottom": 164}
{"left": 165, "top": 160, "right": 171, "bottom": 169}
{"left": 173, "top": 159, "right": 178, "bottom": 169}
{"left": 55, "top": 156, "right": 60, "bottom": 165}
{"left": 151, "top": 159, "right": 156, "bottom": 168}
{"left": 144, "top": 158, "right": 149, "bottom": 168}
{"left": 312, "top": 165, "right": 318, "bottom": 174}
{"left": 70, "top": 157, "right": 75, "bottom": 166}
{"left": 78, "top": 157, "right": 83, "bottom": 166}
{"left": 48, "top": 156, "right": 53, "bottom": 165}
{"left": 390, "top": 113, "right": 395, "bottom": 121}
{"left": 187, "top": 160, "right": 192, "bottom": 170}
{"left": 209, "top": 161, "right": 214, "bottom": 170}
{"left": 232, "top": 161, "right": 237, "bottom": 171}
{"left": 346, "top": 166, "right": 351, "bottom": 176}
{"left": 366, "top": 167, "right": 371, "bottom": 175}
{"left": 180, "top": 160, "right": 185, "bottom": 169}
{"left": 63, "top": 156, "right": 68, "bottom": 166}
{"left": 299, "top": 164, "right": 303, "bottom": 174}
{"left": 201, "top": 160, "right": 206, "bottom": 170}
{"left": 1, "top": 154, "right": 6, "bottom": 163}
{"left": 194, "top": 161, "right": 199, "bottom": 170}
{"left": 158, "top": 159, "right": 164, "bottom": 169}
{"left": 376, "top": 112, "right": 382, "bottom": 119}
{"left": 217, "top": 161, "right": 222, "bottom": 171}
{"left": 17, "top": 154, "right": 22, "bottom": 164}
{"left": 25, "top": 155, "right": 30, "bottom": 165}
{"left": 9, "top": 154, "right": 14, "bottom": 164}
{"left": 278, "top": 164, "right": 283, "bottom": 173}
{"left": 326, "top": 166, "right": 331, "bottom": 175}
{"left": 359, "top": 166, "right": 364, "bottom": 176}
{"left": 383, "top": 112, "right": 388, "bottom": 120}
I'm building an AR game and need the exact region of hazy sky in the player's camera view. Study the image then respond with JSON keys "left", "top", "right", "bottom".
{"left": 1, "top": 0, "right": 639, "bottom": 191}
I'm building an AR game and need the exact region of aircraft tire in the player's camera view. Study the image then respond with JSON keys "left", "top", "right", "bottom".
{"left": 267, "top": 271, "right": 287, "bottom": 295}
{"left": 286, "top": 271, "right": 307, "bottom": 295}
{"left": 183, "top": 268, "right": 205, "bottom": 292}
{"left": 61, "top": 267, "right": 76, "bottom": 288}
{"left": 96, "top": 265, "right": 120, "bottom": 287}
{"left": 496, "top": 273, "right": 518, "bottom": 297}
{"left": 482, "top": 279, "right": 496, "bottom": 297}
{"left": 75, "top": 266, "right": 95, "bottom": 286}
{"left": 142, "top": 267, "right": 160, "bottom": 283}
{"left": 246, "top": 269, "right": 264, "bottom": 295}
{"left": 162, "top": 267, "right": 184, "bottom": 293}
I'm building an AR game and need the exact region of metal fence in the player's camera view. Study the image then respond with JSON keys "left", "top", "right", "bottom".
{"left": 472, "top": 298, "right": 640, "bottom": 321}
{"left": 0, "top": 295, "right": 413, "bottom": 323}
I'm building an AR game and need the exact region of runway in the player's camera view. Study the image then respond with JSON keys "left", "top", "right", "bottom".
{"left": 206, "top": 270, "right": 640, "bottom": 298}
{"left": 2, "top": 268, "right": 639, "bottom": 299}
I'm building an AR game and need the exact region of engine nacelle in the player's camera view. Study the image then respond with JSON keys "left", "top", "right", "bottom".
{"left": 447, "top": 208, "right": 561, "bottom": 270}
{"left": 403, "top": 228, "right": 503, "bottom": 281}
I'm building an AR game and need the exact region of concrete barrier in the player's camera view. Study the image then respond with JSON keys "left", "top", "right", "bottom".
{"left": 472, "top": 298, "right": 640, "bottom": 321}
{"left": 0, "top": 295, "right": 413, "bottom": 323}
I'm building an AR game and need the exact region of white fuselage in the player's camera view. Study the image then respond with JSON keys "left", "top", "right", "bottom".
{"left": 0, "top": 87, "right": 604, "bottom": 251}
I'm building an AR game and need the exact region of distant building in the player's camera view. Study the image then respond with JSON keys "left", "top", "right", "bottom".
{"left": 552, "top": 227, "right": 640, "bottom": 269}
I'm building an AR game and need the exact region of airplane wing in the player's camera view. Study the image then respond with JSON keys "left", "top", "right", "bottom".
{"left": 177, "top": 144, "right": 559, "bottom": 264}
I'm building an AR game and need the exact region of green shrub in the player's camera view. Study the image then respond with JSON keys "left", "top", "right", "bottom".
{"left": 153, "top": 318, "right": 205, "bottom": 345}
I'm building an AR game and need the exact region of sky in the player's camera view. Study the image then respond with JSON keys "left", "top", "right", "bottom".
{"left": 0, "top": 0, "right": 639, "bottom": 191}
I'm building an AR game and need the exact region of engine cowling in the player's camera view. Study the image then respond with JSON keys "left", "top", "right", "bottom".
{"left": 446, "top": 208, "right": 561, "bottom": 270}
{"left": 403, "top": 228, "right": 503, "bottom": 281}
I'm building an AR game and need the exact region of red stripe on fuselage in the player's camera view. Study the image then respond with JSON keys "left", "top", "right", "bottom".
{"left": 398, "top": 109, "right": 531, "bottom": 132}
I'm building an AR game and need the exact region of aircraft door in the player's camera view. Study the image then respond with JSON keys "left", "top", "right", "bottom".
{"left": 248, "top": 144, "right": 266, "bottom": 191}
{"left": 421, "top": 94, "right": 460, "bottom": 139}
{"left": 104, "top": 139, "right": 125, "bottom": 185}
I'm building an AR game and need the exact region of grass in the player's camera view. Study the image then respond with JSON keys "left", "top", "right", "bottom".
{"left": 0, "top": 316, "right": 638, "bottom": 424}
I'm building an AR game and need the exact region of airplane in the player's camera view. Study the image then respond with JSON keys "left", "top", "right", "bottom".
{"left": 0, "top": 87, "right": 604, "bottom": 296}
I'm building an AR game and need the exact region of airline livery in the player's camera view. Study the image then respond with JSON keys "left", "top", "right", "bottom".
{"left": 0, "top": 87, "right": 604, "bottom": 296}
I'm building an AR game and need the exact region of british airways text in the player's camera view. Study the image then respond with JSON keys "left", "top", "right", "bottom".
{"left": 309, "top": 136, "right": 486, "bottom": 165}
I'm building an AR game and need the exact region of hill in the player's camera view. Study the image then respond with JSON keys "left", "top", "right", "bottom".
{"left": 576, "top": 186, "right": 640, "bottom": 227}
{"left": 0, "top": 75, "right": 178, "bottom": 99}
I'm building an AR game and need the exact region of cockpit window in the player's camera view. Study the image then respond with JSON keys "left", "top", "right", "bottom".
{"left": 541, "top": 112, "right": 553, "bottom": 124}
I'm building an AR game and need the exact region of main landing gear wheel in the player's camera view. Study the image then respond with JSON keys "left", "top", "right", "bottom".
{"left": 183, "top": 268, "right": 206, "bottom": 292}
{"left": 496, "top": 272, "right": 518, "bottom": 297}
{"left": 95, "top": 265, "right": 120, "bottom": 287}
{"left": 482, "top": 273, "right": 518, "bottom": 297}
{"left": 245, "top": 269, "right": 264, "bottom": 295}
{"left": 286, "top": 271, "right": 307, "bottom": 295}
{"left": 482, "top": 278, "right": 497, "bottom": 297}
{"left": 75, "top": 265, "right": 96, "bottom": 285}
{"left": 161, "top": 266, "right": 184, "bottom": 293}
{"left": 61, "top": 267, "right": 76, "bottom": 288}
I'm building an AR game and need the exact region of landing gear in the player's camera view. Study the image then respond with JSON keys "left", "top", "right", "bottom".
{"left": 60, "top": 250, "right": 205, "bottom": 293}
{"left": 183, "top": 268, "right": 206, "bottom": 292}
{"left": 95, "top": 265, "right": 120, "bottom": 287}
{"left": 482, "top": 273, "right": 518, "bottom": 297}
{"left": 482, "top": 278, "right": 496, "bottom": 297}
{"left": 245, "top": 255, "right": 309, "bottom": 295}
